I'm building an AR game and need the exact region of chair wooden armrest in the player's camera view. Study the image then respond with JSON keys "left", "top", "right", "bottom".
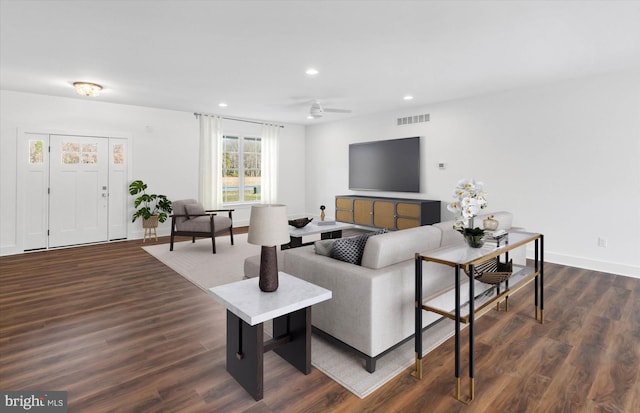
{"left": 205, "top": 209, "right": 234, "bottom": 218}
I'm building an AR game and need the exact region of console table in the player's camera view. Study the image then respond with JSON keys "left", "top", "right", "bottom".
{"left": 413, "top": 231, "right": 544, "bottom": 403}
{"left": 208, "top": 273, "right": 331, "bottom": 401}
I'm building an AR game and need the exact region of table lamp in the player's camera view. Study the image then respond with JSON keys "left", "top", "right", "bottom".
{"left": 247, "top": 204, "right": 290, "bottom": 292}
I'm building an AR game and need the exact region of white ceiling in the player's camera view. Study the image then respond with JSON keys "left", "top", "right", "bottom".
{"left": 2, "top": 0, "right": 640, "bottom": 125}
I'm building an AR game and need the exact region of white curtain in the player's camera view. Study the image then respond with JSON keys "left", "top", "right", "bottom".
{"left": 261, "top": 123, "right": 280, "bottom": 204}
{"left": 199, "top": 115, "right": 223, "bottom": 209}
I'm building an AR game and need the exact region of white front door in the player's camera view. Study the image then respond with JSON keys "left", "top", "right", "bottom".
{"left": 49, "top": 135, "right": 109, "bottom": 247}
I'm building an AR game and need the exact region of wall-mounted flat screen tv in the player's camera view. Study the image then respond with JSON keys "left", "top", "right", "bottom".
{"left": 349, "top": 136, "right": 420, "bottom": 192}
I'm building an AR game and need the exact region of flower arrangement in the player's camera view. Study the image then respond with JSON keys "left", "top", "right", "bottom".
{"left": 446, "top": 178, "right": 488, "bottom": 236}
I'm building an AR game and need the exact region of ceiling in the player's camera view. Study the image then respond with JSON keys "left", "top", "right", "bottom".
{"left": 2, "top": 0, "right": 640, "bottom": 125}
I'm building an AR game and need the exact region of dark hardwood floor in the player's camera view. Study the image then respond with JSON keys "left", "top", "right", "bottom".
{"left": 1, "top": 233, "right": 638, "bottom": 412}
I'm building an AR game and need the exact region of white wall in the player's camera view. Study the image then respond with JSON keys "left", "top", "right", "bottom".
{"left": 0, "top": 90, "right": 306, "bottom": 254}
{"left": 305, "top": 70, "right": 640, "bottom": 278}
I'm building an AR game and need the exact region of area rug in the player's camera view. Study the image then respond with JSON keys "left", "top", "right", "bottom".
{"left": 142, "top": 236, "right": 457, "bottom": 398}
{"left": 142, "top": 234, "right": 260, "bottom": 291}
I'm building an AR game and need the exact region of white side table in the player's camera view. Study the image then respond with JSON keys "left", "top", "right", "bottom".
{"left": 208, "top": 272, "right": 332, "bottom": 401}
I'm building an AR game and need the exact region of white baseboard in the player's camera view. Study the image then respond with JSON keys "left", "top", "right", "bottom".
{"left": 527, "top": 249, "right": 639, "bottom": 279}
{"left": 0, "top": 244, "right": 20, "bottom": 256}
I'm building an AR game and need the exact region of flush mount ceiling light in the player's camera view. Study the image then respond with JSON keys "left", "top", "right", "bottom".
{"left": 305, "top": 68, "right": 319, "bottom": 76}
{"left": 403, "top": 95, "right": 414, "bottom": 101}
{"left": 218, "top": 102, "right": 228, "bottom": 108}
{"left": 73, "top": 82, "right": 103, "bottom": 97}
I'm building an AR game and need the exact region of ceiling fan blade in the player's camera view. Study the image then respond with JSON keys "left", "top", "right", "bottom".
{"left": 323, "top": 108, "right": 352, "bottom": 113}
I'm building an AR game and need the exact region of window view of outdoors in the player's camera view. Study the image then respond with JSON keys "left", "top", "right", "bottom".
{"left": 61, "top": 142, "right": 98, "bottom": 164}
{"left": 29, "top": 140, "right": 44, "bottom": 164}
{"left": 113, "top": 144, "right": 125, "bottom": 164}
{"left": 222, "top": 135, "right": 261, "bottom": 203}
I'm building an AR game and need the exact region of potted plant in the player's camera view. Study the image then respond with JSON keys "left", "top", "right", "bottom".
{"left": 446, "top": 178, "right": 488, "bottom": 247}
{"left": 129, "top": 180, "right": 172, "bottom": 229}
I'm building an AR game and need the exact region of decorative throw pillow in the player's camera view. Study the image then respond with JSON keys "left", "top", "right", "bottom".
{"left": 330, "top": 229, "right": 389, "bottom": 265}
{"left": 184, "top": 203, "right": 206, "bottom": 219}
{"left": 331, "top": 235, "right": 368, "bottom": 265}
{"left": 314, "top": 239, "right": 336, "bottom": 257}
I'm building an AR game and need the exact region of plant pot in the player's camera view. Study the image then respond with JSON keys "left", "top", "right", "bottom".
{"left": 142, "top": 215, "right": 159, "bottom": 228}
{"left": 463, "top": 233, "right": 485, "bottom": 248}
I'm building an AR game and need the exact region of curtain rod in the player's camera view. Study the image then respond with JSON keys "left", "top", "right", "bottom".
{"left": 193, "top": 112, "right": 284, "bottom": 128}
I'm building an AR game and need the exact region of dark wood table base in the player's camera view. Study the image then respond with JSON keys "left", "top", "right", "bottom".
{"left": 225, "top": 307, "right": 312, "bottom": 401}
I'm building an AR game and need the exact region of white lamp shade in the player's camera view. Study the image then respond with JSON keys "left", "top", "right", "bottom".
{"left": 247, "top": 204, "right": 290, "bottom": 246}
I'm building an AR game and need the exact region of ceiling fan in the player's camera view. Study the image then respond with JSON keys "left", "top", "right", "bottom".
{"left": 309, "top": 100, "right": 352, "bottom": 118}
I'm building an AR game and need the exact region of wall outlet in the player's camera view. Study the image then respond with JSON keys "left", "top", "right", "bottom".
{"left": 598, "top": 237, "right": 608, "bottom": 248}
{"left": 438, "top": 162, "right": 446, "bottom": 170}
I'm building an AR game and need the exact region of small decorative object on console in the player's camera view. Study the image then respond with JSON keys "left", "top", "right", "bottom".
{"left": 320, "top": 205, "right": 326, "bottom": 221}
{"left": 288, "top": 217, "right": 313, "bottom": 228}
{"left": 483, "top": 215, "right": 499, "bottom": 231}
{"left": 484, "top": 229, "right": 508, "bottom": 247}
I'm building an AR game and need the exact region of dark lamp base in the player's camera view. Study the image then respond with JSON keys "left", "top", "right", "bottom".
{"left": 259, "top": 245, "right": 279, "bottom": 292}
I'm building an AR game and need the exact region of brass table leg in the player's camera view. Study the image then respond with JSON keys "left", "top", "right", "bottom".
{"left": 412, "top": 353, "right": 423, "bottom": 379}
{"left": 455, "top": 377, "right": 474, "bottom": 404}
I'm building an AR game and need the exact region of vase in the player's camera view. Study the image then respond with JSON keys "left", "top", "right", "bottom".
{"left": 483, "top": 215, "right": 499, "bottom": 231}
{"left": 464, "top": 233, "right": 485, "bottom": 248}
{"left": 142, "top": 215, "right": 159, "bottom": 228}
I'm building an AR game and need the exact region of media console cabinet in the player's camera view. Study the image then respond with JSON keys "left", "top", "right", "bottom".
{"left": 335, "top": 195, "right": 441, "bottom": 230}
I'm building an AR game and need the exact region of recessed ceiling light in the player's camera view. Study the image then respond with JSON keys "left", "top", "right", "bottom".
{"left": 73, "top": 82, "right": 102, "bottom": 97}
{"left": 307, "top": 115, "right": 314, "bottom": 120}
{"left": 403, "top": 95, "right": 414, "bottom": 101}
{"left": 305, "top": 68, "right": 319, "bottom": 76}
{"left": 218, "top": 102, "right": 228, "bottom": 108}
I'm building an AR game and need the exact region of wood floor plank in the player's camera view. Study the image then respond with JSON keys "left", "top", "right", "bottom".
{"left": 1, "top": 236, "right": 639, "bottom": 412}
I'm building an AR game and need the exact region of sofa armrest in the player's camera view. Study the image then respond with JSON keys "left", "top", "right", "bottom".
{"left": 281, "top": 246, "right": 457, "bottom": 357}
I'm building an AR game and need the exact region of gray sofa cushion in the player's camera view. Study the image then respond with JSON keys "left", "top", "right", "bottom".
{"left": 172, "top": 198, "right": 198, "bottom": 225}
{"left": 178, "top": 215, "right": 231, "bottom": 232}
{"left": 184, "top": 203, "right": 206, "bottom": 218}
{"left": 314, "top": 239, "right": 336, "bottom": 256}
{"left": 361, "top": 225, "right": 442, "bottom": 270}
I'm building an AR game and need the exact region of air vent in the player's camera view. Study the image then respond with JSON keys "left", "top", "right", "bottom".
{"left": 397, "top": 113, "right": 430, "bottom": 126}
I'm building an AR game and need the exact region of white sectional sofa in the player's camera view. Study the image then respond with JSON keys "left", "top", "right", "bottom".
{"left": 244, "top": 211, "right": 523, "bottom": 372}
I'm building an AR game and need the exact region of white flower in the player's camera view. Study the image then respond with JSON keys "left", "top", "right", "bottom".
{"left": 446, "top": 201, "right": 461, "bottom": 213}
{"left": 453, "top": 220, "right": 466, "bottom": 231}
{"left": 447, "top": 178, "right": 488, "bottom": 231}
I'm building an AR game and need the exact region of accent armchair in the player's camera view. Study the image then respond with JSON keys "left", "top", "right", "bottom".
{"left": 169, "top": 199, "right": 234, "bottom": 254}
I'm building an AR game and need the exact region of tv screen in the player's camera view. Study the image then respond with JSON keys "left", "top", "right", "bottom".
{"left": 349, "top": 137, "right": 420, "bottom": 192}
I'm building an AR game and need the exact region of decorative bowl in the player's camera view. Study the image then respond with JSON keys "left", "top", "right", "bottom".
{"left": 288, "top": 217, "right": 313, "bottom": 228}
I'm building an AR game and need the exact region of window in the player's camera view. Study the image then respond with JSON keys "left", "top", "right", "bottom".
{"left": 222, "top": 135, "right": 261, "bottom": 203}
{"left": 113, "top": 143, "right": 125, "bottom": 164}
{"left": 61, "top": 141, "right": 98, "bottom": 164}
{"left": 29, "top": 140, "right": 44, "bottom": 164}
